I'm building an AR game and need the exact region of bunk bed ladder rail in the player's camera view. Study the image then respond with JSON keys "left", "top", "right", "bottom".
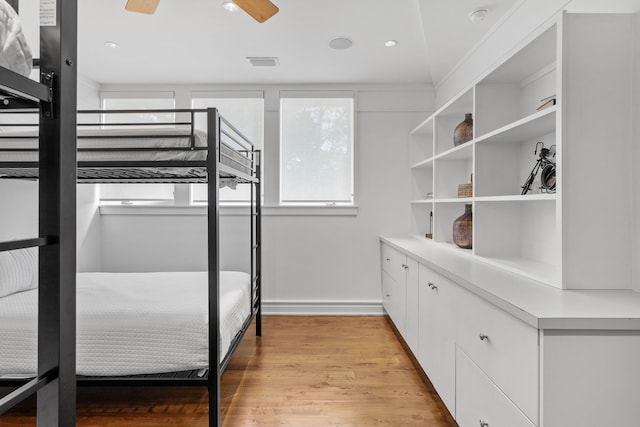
{"left": 0, "top": 0, "right": 78, "bottom": 424}
{"left": 253, "top": 150, "right": 262, "bottom": 336}
{"left": 207, "top": 107, "right": 222, "bottom": 427}
{"left": 0, "top": 238, "right": 57, "bottom": 417}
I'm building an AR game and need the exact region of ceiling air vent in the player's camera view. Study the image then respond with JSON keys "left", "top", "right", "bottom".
{"left": 247, "top": 57, "right": 279, "bottom": 67}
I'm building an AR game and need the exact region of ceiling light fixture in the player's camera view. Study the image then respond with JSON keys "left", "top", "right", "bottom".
{"left": 384, "top": 40, "right": 398, "bottom": 48}
{"left": 222, "top": 1, "right": 239, "bottom": 12}
{"left": 247, "top": 57, "right": 279, "bottom": 67}
{"left": 329, "top": 37, "right": 353, "bottom": 50}
{"left": 104, "top": 41, "right": 120, "bottom": 49}
{"left": 468, "top": 8, "right": 489, "bottom": 22}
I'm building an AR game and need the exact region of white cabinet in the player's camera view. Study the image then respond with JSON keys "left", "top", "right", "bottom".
{"left": 380, "top": 244, "right": 418, "bottom": 350}
{"left": 456, "top": 348, "right": 535, "bottom": 427}
{"left": 381, "top": 241, "right": 538, "bottom": 425}
{"left": 456, "top": 286, "right": 539, "bottom": 424}
{"left": 417, "top": 264, "right": 457, "bottom": 415}
{"left": 381, "top": 234, "right": 640, "bottom": 427}
{"left": 408, "top": 12, "right": 634, "bottom": 290}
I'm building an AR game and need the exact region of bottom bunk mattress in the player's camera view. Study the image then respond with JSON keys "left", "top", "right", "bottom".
{"left": 0, "top": 270, "right": 251, "bottom": 377}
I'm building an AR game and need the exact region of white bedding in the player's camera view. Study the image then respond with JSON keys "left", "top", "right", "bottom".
{"left": 0, "top": 271, "right": 251, "bottom": 377}
{"left": 0, "top": 128, "right": 208, "bottom": 162}
{"left": 0, "top": 127, "right": 253, "bottom": 175}
{"left": 0, "top": 0, "right": 32, "bottom": 76}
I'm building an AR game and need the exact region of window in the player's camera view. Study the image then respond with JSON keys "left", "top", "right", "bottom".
{"left": 99, "top": 92, "right": 176, "bottom": 203}
{"left": 191, "top": 92, "right": 264, "bottom": 204}
{"left": 280, "top": 93, "right": 354, "bottom": 205}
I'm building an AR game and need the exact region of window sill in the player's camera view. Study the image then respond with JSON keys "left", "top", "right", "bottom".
{"left": 99, "top": 204, "right": 358, "bottom": 217}
{"left": 262, "top": 205, "right": 358, "bottom": 216}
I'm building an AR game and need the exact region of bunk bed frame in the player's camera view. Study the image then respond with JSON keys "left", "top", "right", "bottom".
{"left": 0, "top": 0, "right": 78, "bottom": 425}
{"left": 0, "top": 2, "right": 261, "bottom": 426}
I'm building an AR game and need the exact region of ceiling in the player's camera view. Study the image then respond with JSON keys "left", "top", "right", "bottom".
{"left": 75, "top": 0, "right": 520, "bottom": 86}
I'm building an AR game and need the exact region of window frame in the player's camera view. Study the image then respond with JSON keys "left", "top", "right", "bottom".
{"left": 98, "top": 91, "right": 178, "bottom": 204}
{"left": 278, "top": 91, "right": 356, "bottom": 207}
{"left": 190, "top": 91, "right": 265, "bottom": 205}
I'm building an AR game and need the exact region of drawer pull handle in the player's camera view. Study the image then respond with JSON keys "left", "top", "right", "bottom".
{"left": 386, "top": 258, "right": 390, "bottom": 262}
{"left": 479, "top": 421, "right": 489, "bottom": 427}
{"left": 479, "top": 333, "right": 489, "bottom": 341}
{"left": 402, "top": 264, "right": 409, "bottom": 270}
{"left": 430, "top": 283, "right": 438, "bottom": 291}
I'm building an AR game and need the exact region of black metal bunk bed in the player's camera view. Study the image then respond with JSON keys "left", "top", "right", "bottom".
{"left": 0, "top": 2, "right": 261, "bottom": 426}
{"left": 0, "top": 0, "right": 78, "bottom": 425}
{"left": 0, "top": 108, "right": 263, "bottom": 427}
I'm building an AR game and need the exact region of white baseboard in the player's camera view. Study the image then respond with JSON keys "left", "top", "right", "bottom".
{"left": 262, "top": 300, "right": 384, "bottom": 315}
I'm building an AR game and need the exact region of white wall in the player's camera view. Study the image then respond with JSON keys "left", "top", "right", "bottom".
{"left": 76, "top": 77, "right": 103, "bottom": 272}
{"left": 96, "top": 85, "right": 434, "bottom": 314}
{"left": 435, "top": 0, "right": 570, "bottom": 107}
{"left": 0, "top": 72, "right": 102, "bottom": 270}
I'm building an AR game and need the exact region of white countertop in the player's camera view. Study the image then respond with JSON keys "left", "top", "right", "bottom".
{"left": 381, "top": 235, "right": 640, "bottom": 330}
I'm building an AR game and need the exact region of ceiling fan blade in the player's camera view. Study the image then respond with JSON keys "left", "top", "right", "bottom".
{"left": 125, "top": 0, "right": 160, "bottom": 15}
{"left": 233, "top": 0, "right": 279, "bottom": 23}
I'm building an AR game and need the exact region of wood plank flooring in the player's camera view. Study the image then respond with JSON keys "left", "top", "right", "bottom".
{"left": 1, "top": 316, "right": 457, "bottom": 426}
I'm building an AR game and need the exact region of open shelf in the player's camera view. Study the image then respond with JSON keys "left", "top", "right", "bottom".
{"left": 410, "top": 157, "right": 434, "bottom": 170}
{"left": 434, "top": 89, "right": 474, "bottom": 155}
{"left": 410, "top": 117, "right": 434, "bottom": 165}
{"left": 411, "top": 203, "right": 434, "bottom": 237}
{"left": 477, "top": 255, "right": 559, "bottom": 286}
{"left": 475, "top": 25, "right": 558, "bottom": 136}
{"left": 474, "top": 199, "right": 558, "bottom": 286}
{"left": 474, "top": 107, "right": 556, "bottom": 146}
{"left": 404, "top": 13, "right": 634, "bottom": 290}
{"left": 434, "top": 198, "right": 473, "bottom": 204}
{"left": 434, "top": 156, "right": 473, "bottom": 200}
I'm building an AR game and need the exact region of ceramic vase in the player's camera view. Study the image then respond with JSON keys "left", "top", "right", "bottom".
{"left": 453, "top": 204, "right": 472, "bottom": 249}
{"left": 453, "top": 113, "right": 473, "bottom": 146}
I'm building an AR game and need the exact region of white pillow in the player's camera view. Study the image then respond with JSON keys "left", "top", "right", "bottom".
{"left": 0, "top": 0, "right": 33, "bottom": 76}
{"left": 0, "top": 247, "right": 38, "bottom": 298}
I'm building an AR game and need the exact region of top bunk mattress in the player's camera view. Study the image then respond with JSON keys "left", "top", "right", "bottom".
{"left": 0, "top": 128, "right": 253, "bottom": 178}
{"left": 0, "top": 270, "right": 251, "bottom": 377}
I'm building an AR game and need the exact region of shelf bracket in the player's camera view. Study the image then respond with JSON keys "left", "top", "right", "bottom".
{"left": 40, "top": 72, "right": 55, "bottom": 120}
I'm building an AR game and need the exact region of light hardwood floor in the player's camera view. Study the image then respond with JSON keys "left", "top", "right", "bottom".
{"left": 1, "top": 316, "right": 457, "bottom": 426}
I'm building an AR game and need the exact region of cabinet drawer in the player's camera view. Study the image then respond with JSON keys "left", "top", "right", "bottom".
{"left": 457, "top": 289, "right": 539, "bottom": 424}
{"left": 381, "top": 244, "right": 405, "bottom": 283}
{"left": 382, "top": 271, "right": 405, "bottom": 335}
{"left": 456, "top": 347, "right": 535, "bottom": 427}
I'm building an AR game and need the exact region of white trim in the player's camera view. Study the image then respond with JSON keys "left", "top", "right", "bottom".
{"left": 279, "top": 90, "right": 355, "bottom": 99}
{"left": 190, "top": 90, "right": 264, "bottom": 99}
{"left": 262, "top": 300, "right": 384, "bottom": 316}
{"left": 263, "top": 205, "right": 358, "bottom": 216}
{"left": 99, "top": 204, "right": 358, "bottom": 217}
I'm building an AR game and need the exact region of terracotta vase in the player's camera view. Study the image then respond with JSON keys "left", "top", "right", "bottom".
{"left": 453, "top": 113, "right": 473, "bottom": 146}
{"left": 452, "top": 204, "right": 472, "bottom": 249}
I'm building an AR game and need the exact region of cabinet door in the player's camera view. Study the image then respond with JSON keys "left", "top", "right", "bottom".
{"left": 456, "top": 347, "right": 535, "bottom": 427}
{"left": 381, "top": 244, "right": 408, "bottom": 336}
{"left": 456, "top": 288, "right": 538, "bottom": 424}
{"left": 404, "top": 257, "right": 419, "bottom": 353}
{"left": 418, "top": 264, "right": 457, "bottom": 415}
{"left": 382, "top": 270, "right": 405, "bottom": 335}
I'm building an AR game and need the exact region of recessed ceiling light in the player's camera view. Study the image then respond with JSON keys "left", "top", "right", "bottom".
{"left": 222, "top": 1, "right": 238, "bottom": 12}
{"left": 329, "top": 37, "right": 353, "bottom": 50}
{"left": 384, "top": 40, "right": 398, "bottom": 48}
{"left": 104, "top": 41, "right": 120, "bottom": 49}
{"left": 468, "top": 8, "right": 489, "bottom": 22}
{"left": 247, "top": 57, "right": 279, "bottom": 67}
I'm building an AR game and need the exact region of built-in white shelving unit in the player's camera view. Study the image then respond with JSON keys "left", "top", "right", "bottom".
{"left": 409, "top": 13, "right": 634, "bottom": 289}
